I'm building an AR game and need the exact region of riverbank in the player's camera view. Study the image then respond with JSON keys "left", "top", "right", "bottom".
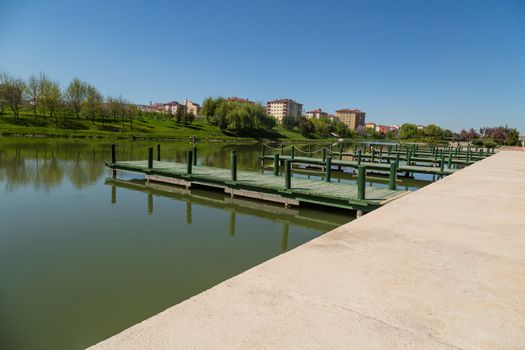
{"left": 89, "top": 149, "right": 525, "bottom": 349}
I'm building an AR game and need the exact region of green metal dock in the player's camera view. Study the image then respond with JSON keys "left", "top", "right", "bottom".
{"left": 107, "top": 158, "right": 409, "bottom": 212}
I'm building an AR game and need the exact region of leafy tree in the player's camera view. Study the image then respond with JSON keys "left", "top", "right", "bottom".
{"left": 282, "top": 114, "right": 297, "bottom": 131}
{"left": 399, "top": 123, "right": 419, "bottom": 139}
{"left": 65, "top": 78, "right": 87, "bottom": 119}
{"left": 422, "top": 124, "right": 443, "bottom": 139}
{"left": 201, "top": 97, "right": 223, "bottom": 123}
{"left": 385, "top": 129, "right": 398, "bottom": 139}
{"left": 174, "top": 107, "right": 184, "bottom": 124}
{"left": 0, "top": 72, "right": 26, "bottom": 119}
{"left": 506, "top": 127, "right": 520, "bottom": 146}
{"left": 84, "top": 84, "right": 103, "bottom": 123}
{"left": 334, "top": 120, "right": 350, "bottom": 137}
{"left": 40, "top": 79, "right": 62, "bottom": 121}
{"left": 184, "top": 111, "right": 195, "bottom": 126}
{"left": 298, "top": 117, "right": 315, "bottom": 137}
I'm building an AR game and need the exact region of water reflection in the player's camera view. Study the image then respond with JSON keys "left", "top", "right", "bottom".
{"left": 0, "top": 138, "right": 354, "bottom": 350}
{"left": 106, "top": 177, "right": 350, "bottom": 238}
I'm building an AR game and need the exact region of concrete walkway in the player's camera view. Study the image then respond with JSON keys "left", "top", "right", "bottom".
{"left": 88, "top": 150, "right": 525, "bottom": 350}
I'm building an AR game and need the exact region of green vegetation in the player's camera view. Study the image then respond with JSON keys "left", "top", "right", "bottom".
{"left": 201, "top": 97, "right": 275, "bottom": 131}
{"left": 283, "top": 115, "right": 352, "bottom": 138}
{"left": 0, "top": 110, "right": 314, "bottom": 141}
{"left": 0, "top": 72, "right": 314, "bottom": 141}
{"left": 1, "top": 71, "right": 520, "bottom": 145}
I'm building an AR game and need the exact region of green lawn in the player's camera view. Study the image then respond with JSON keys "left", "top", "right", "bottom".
{"left": 0, "top": 111, "right": 324, "bottom": 142}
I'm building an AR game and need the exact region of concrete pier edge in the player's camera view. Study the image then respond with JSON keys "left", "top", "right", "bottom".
{"left": 89, "top": 150, "right": 525, "bottom": 350}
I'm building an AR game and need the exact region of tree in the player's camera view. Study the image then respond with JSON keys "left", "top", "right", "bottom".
{"left": 298, "top": 117, "right": 315, "bottom": 137}
{"left": 40, "top": 79, "right": 62, "bottom": 121}
{"left": 0, "top": 72, "right": 26, "bottom": 119}
{"left": 85, "top": 84, "right": 102, "bottom": 123}
{"left": 399, "top": 123, "right": 419, "bottom": 139}
{"left": 27, "top": 74, "right": 44, "bottom": 118}
{"left": 184, "top": 111, "right": 195, "bottom": 126}
{"left": 65, "top": 78, "right": 87, "bottom": 119}
{"left": 506, "top": 128, "right": 520, "bottom": 146}
{"left": 201, "top": 97, "right": 223, "bottom": 123}
{"left": 355, "top": 125, "right": 367, "bottom": 137}
{"left": 422, "top": 124, "right": 443, "bottom": 139}
{"left": 282, "top": 114, "right": 297, "bottom": 131}
{"left": 174, "top": 107, "right": 184, "bottom": 124}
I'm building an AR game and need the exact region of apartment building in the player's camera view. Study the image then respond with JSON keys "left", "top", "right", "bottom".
{"left": 335, "top": 109, "right": 366, "bottom": 130}
{"left": 267, "top": 99, "right": 303, "bottom": 123}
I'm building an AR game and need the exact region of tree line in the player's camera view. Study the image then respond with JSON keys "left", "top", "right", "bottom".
{"left": 396, "top": 123, "right": 520, "bottom": 146}
{"left": 0, "top": 72, "right": 139, "bottom": 129}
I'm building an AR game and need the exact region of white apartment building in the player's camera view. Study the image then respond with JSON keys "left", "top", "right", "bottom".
{"left": 267, "top": 99, "right": 303, "bottom": 123}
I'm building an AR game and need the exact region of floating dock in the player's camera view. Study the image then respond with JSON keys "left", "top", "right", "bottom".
{"left": 107, "top": 160, "right": 408, "bottom": 212}
{"left": 259, "top": 154, "right": 457, "bottom": 176}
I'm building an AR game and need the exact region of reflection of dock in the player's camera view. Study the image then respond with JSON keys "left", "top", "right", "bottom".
{"left": 105, "top": 178, "right": 349, "bottom": 233}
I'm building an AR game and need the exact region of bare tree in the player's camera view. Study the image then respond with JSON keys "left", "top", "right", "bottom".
{"left": 65, "top": 78, "right": 87, "bottom": 119}
{"left": 27, "top": 73, "right": 44, "bottom": 118}
{"left": 0, "top": 72, "right": 26, "bottom": 119}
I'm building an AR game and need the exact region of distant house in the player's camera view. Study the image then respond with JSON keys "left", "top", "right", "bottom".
{"left": 305, "top": 108, "right": 329, "bottom": 119}
{"left": 376, "top": 125, "right": 391, "bottom": 134}
{"left": 335, "top": 109, "right": 366, "bottom": 130}
{"left": 184, "top": 99, "right": 200, "bottom": 116}
{"left": 267, "top": 99, "right": 303, "bottom": 123}
{"left": 366, "top": 122, "right": 376, "bottom": 130}
{"left": 164, "top": 101, "right": 184, "bottom": 114}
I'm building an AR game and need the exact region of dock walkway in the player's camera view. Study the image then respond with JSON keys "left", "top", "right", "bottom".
{"left": 91, "top": 149, "right": 525, "bottom": 349}
{"left": 260, "top": 155, "right": 457, "bottom": 175}
{"left": 109, "top": 160, "right": 408, "bottom": 211}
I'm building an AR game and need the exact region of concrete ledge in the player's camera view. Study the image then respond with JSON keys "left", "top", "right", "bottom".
{"left": 89, "top": 151, "right": 525, "bottom": 350}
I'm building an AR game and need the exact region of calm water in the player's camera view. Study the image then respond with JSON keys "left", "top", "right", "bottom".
{"left": 0, "top": 138, "right": 356, "bottom": 350}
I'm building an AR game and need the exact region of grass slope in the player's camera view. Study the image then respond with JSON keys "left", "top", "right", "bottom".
{"left": 0, "top": 112, "right": 321, "bottom": 142}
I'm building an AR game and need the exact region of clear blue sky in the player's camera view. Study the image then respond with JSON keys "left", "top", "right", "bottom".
{"left": 1, "top": 0, "right": 524, "bottom": 132}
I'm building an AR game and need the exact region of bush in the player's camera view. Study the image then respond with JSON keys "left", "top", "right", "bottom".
{"left": 483, "top": 140, "right": 496, "bottom": 148}
{"left": 471, "top": 138, "right": 484, "bottom": 146}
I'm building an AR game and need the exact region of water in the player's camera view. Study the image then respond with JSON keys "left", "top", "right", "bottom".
{"left": 0, "top": 138, "right": 356, "bottom": 350}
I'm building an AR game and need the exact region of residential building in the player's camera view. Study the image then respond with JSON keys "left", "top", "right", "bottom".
{"left": 305, "top": 108, "right": 328, "bottom": 119}
{"left": 164, "top": 101, "right": 183, "bottom": 114}
{"left": 376, "top": 125, "right": 391, "bottom": 134}
{"left": 366, "top": 122, "right": 376, "bottom": 130}
{"left": 267, "top": 99, "right": 303, "bottom": 123}
{"left": 184, "top": 99, "right": 200, "bottom": 116}
{"left": 335, "top": 109, "right": 366, "bottom": 130}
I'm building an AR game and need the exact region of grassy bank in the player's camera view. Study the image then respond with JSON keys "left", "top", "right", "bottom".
{"left": 0, "top": 112, "right": 327, "bottom": 142}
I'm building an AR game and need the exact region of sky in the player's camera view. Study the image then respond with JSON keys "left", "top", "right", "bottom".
{"left": 0, "top": 0, "right": 524, "bottom": 132}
